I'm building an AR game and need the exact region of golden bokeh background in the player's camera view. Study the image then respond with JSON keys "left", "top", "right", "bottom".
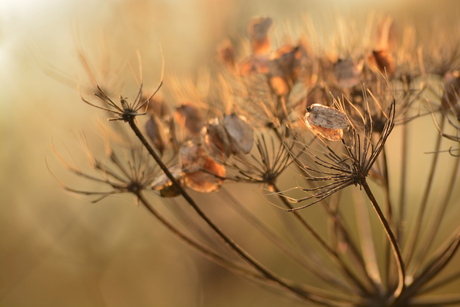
{"left": 1, "top": 0, "right": 460, "bottom": 306}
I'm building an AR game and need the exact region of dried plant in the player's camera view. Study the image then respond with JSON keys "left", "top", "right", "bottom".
{"left": 53, "top": 15, "right": 460, "bottom": 306}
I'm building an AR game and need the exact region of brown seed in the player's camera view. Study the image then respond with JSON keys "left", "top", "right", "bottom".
{"left": 305, "top": 121, "right": 344, "bottom": 142}
{"left": 247, "top": 17, "right": 272, "bottom": 55}
{"left": 184, "top": 157, "right": 226, "bottom": 193}
{"left": 179, "top": 141, "right": 207, "bottom": 173}
{"left": 334, "top": 58, "right": 362, "bottom": 88}
{"left": 151, "top": 164, "right": 183, "bottom": 190}
{"left": 202, "top": 118, "right": 233, "bottom": 160}
{"left": 224, "top": 114, "right": 254, "bottom": 154}
{"left": 175, "top": 104, "right": 204, "bottom": 136}
{"left": 369, "top": 50, "right": 395, "bottom": 77}
{"left": 305, "top": 104, "right": 349, "bottom": 129}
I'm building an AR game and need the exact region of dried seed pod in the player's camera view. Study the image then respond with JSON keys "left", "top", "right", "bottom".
{"left": 151, "top": 164, "right": 184, "bottom": 191}
{"left": 175, "top": 104, "right": 204, "bottom": 136}
{"left": 179, "top": 141, "right": 208, "bottom": 173}
{"left": 305, "top": 122, "right": 344, "bottom": 141}
{"left": 202, "top": 118, "right": 233, "bottom": 161}
{"left": 145, "top": 115, "right": 167, "bottom": 155}
{"left": 376, "top": 16, "right": 397, "bottom": 51}
{"left": 334, "top": 58, "right": 362, "bottom": 88}
{"left": 247, "top": 17, "right": 272, "bottom": 55}
{"left": 305, "top": 104, "right": 349, "bottom": 129}
{"left": 217, "top": 39, "right": 235, "bottom": 69}
{"left": 184, "top": 157, "right": 226, "bottom": 193}
{"left": 158, "top": 185, "right": 182, "bottom": 198}
{"left": 144, "top": 95, "right": 170, "bottom": 119}
{"left": 224, "top": 114, "right": 254, "bottom": 154}
{"left": 369, "top": 50, "right": 395, "bottom": 77}
{"left": 267, "top": 45, "right": 305, "bottom": 95}
{"left": 304, "top": 104, "right": 348, "bottom": 142}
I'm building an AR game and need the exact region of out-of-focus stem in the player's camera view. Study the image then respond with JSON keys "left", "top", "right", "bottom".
{"left": 136, "top": 191, "right": 262, "bottom": 279}
{"left": 404, "top": 116, "right": 445, "bottom": 270}
{"left": 271, "top": 182, "right": 376, "bottom": 296}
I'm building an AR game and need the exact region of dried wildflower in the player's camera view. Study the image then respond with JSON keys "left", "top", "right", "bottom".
{"left": 57, "top": 15, "right": 460, "bottom": 307}
{"left": 226, "top": 132, "right": 293, "bottom": 186}
{"left": 81, "top": 72, "right": 163, "bottom": 122}
{"left": 247, "top": 17, "right": 272, "bottom": 55}
{"left": 53, "top": 128, "right": 159, "bottom": 204}
{"left": 287, "top": 98, "right": 396, "bottom": 210}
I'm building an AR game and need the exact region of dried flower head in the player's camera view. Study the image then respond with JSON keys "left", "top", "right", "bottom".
{"left": 52, "top": 127, "right": 159, "bottom": 204}
{"left": 285, "top": 98, "right": 395, "bottom": 211}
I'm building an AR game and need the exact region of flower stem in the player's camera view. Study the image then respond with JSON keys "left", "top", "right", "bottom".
{"left": 362, "top": 179, "right": 405, "bottom": 300}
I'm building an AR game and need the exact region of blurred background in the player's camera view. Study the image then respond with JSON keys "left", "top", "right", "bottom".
{"left": 1, "top": 0, "right": 460, "bottom": 306}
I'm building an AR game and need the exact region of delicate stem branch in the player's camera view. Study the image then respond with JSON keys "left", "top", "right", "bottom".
{"left": 272, "top": 183, "right": 375, "bottom": 296}
{"left": 404, "top": 116, "right": 445, "bottom": 269}
{"left": 362, "top": 180, "right": 405, "bottom": 300}
{"left": 135, "top": 191, "right": 262, "bottom": 280}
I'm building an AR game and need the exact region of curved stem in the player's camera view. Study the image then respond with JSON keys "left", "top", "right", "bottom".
{"left": 361, "top": 180, "right": 405, "bottom": 300}
{"left": 404, "top": 116, "right": 445, "bottom": 269}
{"left": 381, "top": 146, "right": 394, "bottom": 290}
{"left": 272, "top": 183, "right": 375, "bottom": 296}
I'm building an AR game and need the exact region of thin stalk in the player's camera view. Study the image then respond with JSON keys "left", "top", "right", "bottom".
{"left": 135, "top": 191, "right": 261, "bottom": 279}
{"left": 397, "top": 111, "right": 409, "bottom": 243}
{"left": 413, "top": 152, "right": 460, "bottom": 269}
{"left": 137, "top": 191, "right": 363, "bottom": 305}
{"left": 404, "top": 116, "right": 445, "bottom": 269}
{"left": 362, "top": 180, "right": 405, "bottom": 300}
{"left": 272, "top": 182, "right": 376, "bottom": 296}
{"left": 395, "top": 231, "right": 460, "bottom": 305}
{"left": 381, "top": 146, "right": 395, "bottom": 290}
{"left": 220, "top": 187, "right": 356, "bottom": 294}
